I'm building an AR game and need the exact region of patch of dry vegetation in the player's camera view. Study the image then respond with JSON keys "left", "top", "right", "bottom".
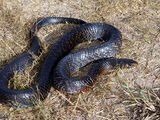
{"left": 0, "top": 0, "right": 160, "bottom": 119}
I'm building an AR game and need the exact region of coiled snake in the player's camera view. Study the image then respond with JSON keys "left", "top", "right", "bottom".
{"left": 0, "top": 17, "right": 137, "bottom": 107}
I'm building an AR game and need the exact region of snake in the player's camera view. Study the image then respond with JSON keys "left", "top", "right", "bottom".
{"left": 0, "top": 17, "right": 137, "bottom": 107}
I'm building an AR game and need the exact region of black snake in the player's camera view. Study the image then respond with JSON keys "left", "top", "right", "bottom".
{"left": 0, "top": 17, "right": 137, "bottom": 107}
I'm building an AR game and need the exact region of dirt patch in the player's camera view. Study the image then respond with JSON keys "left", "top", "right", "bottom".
{"left": 0, "top": 0, "right": 160, "bottom": 119}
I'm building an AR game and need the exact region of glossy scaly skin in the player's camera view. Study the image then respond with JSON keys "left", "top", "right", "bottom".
{"left": 0, "top": 17, "right": 137, "bottom": 107}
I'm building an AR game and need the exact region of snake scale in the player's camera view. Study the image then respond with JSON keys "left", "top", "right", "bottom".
{"left": 0, "top": 17, "right": 137, "bottom": 107}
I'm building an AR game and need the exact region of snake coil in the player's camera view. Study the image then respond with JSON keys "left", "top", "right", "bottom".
{"left": 0, "top": 17, "right": 137, "bottom": 107}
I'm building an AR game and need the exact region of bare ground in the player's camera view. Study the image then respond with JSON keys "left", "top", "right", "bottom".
{"left": 0, "top": 0, "right": 160, "bottom": 120}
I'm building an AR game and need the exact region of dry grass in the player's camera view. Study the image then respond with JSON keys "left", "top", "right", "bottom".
{"left": 0, "top": 0, "right": 160, "bottom": 119}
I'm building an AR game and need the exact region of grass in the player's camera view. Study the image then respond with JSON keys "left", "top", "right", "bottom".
{"left": 0, "top": 0, "right": 160, "bottom": 119}
{"left": 117, "top": 69, "right": 160, "bottom": 119}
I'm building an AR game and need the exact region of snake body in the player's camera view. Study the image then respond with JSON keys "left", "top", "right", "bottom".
{"left": 0, "top": 17, "right": 137, "bottom": 107}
